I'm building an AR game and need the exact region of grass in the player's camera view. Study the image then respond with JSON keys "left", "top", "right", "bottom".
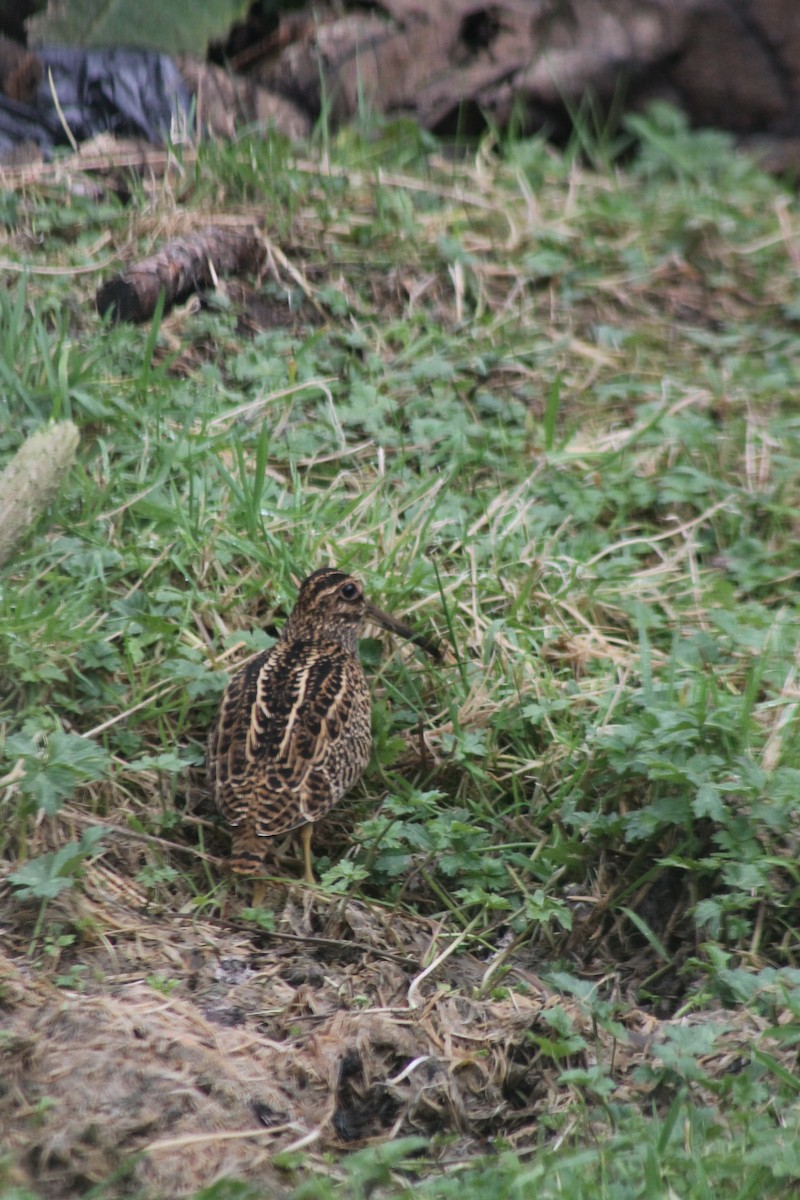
{"left": 1, "top": 101, "right": 800, "bottom": 1197}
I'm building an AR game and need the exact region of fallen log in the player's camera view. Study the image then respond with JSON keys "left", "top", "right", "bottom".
{"left": 96, "top": 224, "right": 266, "bottom": 323}
{"left": 244, "top": 0, "right": 800, "bottom": 167}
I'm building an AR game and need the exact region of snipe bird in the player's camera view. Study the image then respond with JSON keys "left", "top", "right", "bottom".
{"left": 207, "top": 567, "right": 439, "bottom": 886}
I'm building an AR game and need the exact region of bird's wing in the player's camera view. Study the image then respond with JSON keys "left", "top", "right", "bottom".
{"left": 207, "top": 647, "right": 273, "bottom": 826}
{"left": 208, "top": 641, "right": 368, "bottom": 836}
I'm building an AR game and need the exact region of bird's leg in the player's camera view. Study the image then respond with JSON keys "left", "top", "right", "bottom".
{"left": 252, "top": 878, "right": 268, "bottom": 909}
{"left": 300, "top": 823, "right": 315, "bottom": 885}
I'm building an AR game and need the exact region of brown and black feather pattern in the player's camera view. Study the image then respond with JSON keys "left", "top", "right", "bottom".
{"left": 207, "top": 567, "right": 429, "bottom": 878}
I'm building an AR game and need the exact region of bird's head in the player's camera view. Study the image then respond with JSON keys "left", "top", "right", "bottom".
{"left": 282, "top": 567, "right": 436, "bottom": 656}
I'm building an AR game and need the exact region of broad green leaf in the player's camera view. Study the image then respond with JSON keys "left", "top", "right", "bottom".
{"left": 30, "top": 0, "right": 250, "bottom": 55}
{"left": 5, "top": 730, "right": 110, "bottom": 817}
{"left": 9, "top": 827, "right": 106, "bottom": 901}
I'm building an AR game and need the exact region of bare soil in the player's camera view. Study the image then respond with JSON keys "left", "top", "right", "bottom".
{"left": 0, "top": 853, "right": 777, "bottom": 1198}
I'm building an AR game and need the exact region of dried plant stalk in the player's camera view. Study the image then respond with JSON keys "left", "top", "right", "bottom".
{"left": 0, "top": 420, "right": 79, "bottom": 566}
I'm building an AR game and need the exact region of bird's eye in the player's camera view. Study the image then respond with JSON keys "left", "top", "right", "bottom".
{"left": 340, "top": 582, "right": 359, "bottom": 600}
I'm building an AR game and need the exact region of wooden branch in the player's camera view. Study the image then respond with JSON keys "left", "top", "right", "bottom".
{"left": 95, "top": 225, "right": 266, "bottom": 323}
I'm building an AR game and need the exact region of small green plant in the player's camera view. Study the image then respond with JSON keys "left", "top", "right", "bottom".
{"left": 291, "top": 1137, "right": 429, "bottom": 1200}
{"left": 42, "top": 931, "right": 75, "bottom": 961}
{"left": 55, "top": 963, "right": 88, "bottom": 991}
{"left": 2, "top": 726, "right": 110, "bottom": 820}
{"left": 8, "top": 828, "right": 106, "bottom": 904}
{"left": 240, "top": 907, "right": 276, "bottom": 932}
{"left": 147, "top": 973, "right": 180, "bottom": 996}
{"left": 8, "top": 827, "right": 106, "bottom": 944}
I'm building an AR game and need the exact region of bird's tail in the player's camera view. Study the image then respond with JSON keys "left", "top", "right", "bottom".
{"left": 229, "top": 833, "right": 265, "bottom": 876}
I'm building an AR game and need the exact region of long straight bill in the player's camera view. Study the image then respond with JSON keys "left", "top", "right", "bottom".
{"left": 365, "top": 602, "right": 442, "bottom": 661}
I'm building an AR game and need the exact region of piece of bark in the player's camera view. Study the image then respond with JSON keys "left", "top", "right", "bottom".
{"left": 176, "top": 57, "right": 310, "bottom": 141}
{"left": 96, "top": 225, "right": 266, "bottom": 324}
{"left": 0, "top": 420, "right": 79, "bottom": 567}
{"left": 0, "top": 35, "right": 42, "bottom": 104}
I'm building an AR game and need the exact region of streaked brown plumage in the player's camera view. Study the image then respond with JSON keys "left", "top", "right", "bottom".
{"left": 207, "top": 567, "right": 439, "bottom": 885}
